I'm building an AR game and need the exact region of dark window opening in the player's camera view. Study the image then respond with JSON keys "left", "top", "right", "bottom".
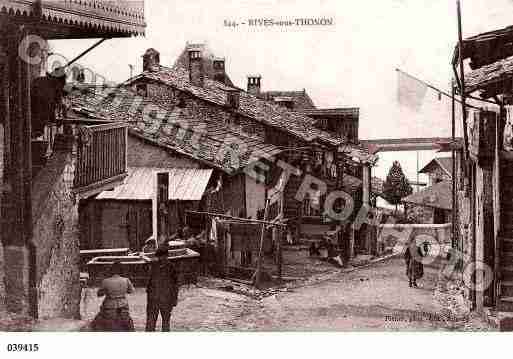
{"left": 136, "top": 84, "right": 147, "bottom": 97}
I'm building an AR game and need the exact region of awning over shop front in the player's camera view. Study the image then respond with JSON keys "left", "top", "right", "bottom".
{"left": 0, "top": 0, "right": 145, "bottom": 38}
{"left": 97, "top": 167, "right": 214, "bottom": 201}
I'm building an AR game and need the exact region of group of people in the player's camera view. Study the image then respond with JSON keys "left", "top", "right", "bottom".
{"left": 91, "top": 245, "right": 179, "bottom": 332}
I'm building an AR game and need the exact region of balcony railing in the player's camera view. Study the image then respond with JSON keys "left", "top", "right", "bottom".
{"left": 0, "top": 0, "right": 145, "bottom": 38}
{"left": 74, "top": 122, "right": 127, "bottom": 194}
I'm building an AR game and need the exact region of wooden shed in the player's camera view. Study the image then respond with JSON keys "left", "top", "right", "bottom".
{"left": 80, "top": 167, "right": 214, "bottom": 251}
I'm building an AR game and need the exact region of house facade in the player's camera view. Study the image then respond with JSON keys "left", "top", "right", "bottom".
{"left": 452, "top": 24, "right": 513, "bottom": 327}
{"left": 127, "top": 45, "right": 377, "bottom": 251}
{"left": 401, "top": 157, "right": 456, "bottom": 224}
{"left": 71, "top": 43, "right": 377, "bottom": 263}
{"left": 419, "top": 157, "right": 453, "bottom": 186}
{"left": 0, "top": 0, "right": 145, "bottom": 320}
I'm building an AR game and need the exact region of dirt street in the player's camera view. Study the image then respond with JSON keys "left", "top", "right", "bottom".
{"left": 80, "top": 257, "right": 491, "bottom": 331}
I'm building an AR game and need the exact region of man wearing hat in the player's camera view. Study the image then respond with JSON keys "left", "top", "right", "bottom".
{"left": 146, "top": 245, "right": 180, "bottom": 331}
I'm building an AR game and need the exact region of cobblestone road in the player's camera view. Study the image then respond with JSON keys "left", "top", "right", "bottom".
{"left": 80, "top": 257, "right": 491, "bottom": 331}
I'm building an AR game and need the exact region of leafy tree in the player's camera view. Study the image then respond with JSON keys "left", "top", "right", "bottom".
{"left": 382, "top": 161, "right": 413, "bottom": 213}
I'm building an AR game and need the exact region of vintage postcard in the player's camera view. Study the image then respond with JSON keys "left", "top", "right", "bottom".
{"left": 0, "top": 0, "right": 510, "bottom": 353}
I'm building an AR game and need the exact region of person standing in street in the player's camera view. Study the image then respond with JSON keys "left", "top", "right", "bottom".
{"left": 404, "top": 242, "right": 425, "bottom": 288}
{"left": 145, "top": 245, "right": 180, "bottom": 332}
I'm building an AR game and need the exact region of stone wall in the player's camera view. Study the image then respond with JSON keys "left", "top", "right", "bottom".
{"left": 31, "top": 150, "right": 80, "bottom": 320}
{"left": 405, "top": 203, "right": 434, "bottom": 223}
{"left": 128, "top": 135, "right": 201, "bottom": 169}
{"left": 377, "top": 223, "right": 452, "bottom": 255}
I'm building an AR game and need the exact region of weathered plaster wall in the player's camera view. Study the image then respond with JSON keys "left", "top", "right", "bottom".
{"left": 32, "top": 151, "right": 80, "bottom": 319}
{"left": 245, "top": 175, "right": 266, "bottom": 220}
{"left": 428, "top": 167, "right": 451, "bottom": 186}
{"left": 128, "top": 135, "right": 201, "bottom": 169}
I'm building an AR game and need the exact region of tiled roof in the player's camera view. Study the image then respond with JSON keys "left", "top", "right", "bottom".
{"left": 419, "top": 157, "right": 453, "bottom": 177}
{"left": 96, "top": 167, "right": 213, "bottom": 201}
{"left": 259, "top": 90, "right": 316, "bottom": 110}
{"left": 465, "top": 55, "right": 513, "bottom": 94}
{"left": 301, "top": 108, "right": 359, "bottom": 118}
{"left": 67, "top": 85, "right": 283, "bottom": 174}
{"left": 402, "top": 181, "right": 452, "bottom": 210}
{"left": 128, "top": 65, "right": 347, "bottom": 147}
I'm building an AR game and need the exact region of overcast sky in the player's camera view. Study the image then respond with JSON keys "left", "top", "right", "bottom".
{"left": 50, "top": 0, "right": 512, "bottom": 180}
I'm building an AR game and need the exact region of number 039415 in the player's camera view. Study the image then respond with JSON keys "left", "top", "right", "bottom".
{"left": 6, "top": 344, "right": 39, "bottom": 352}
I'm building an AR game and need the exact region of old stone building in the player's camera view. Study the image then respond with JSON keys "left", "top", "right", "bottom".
{"left": 0, "top": 0, "right": 145, "bottom": 320}
{"left": 70, "top": 42, "right": 378, "bottom": 263}
{"left": 401, "top": 157, "right": 455, "bottom": 224}
{"left": 451, "top": 23, "right": 513, "bottom": 328}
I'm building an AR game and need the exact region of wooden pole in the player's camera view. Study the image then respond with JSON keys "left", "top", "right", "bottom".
{"left": 457, "top": 0, "right": 470, "bottom": 162}
{"left": 452, "top": 79, "right": 457, "bottom": 250}
{"left": 254, "top": 199, "right": 270, "bottom": 289}
{"left": 155, "top": 172, "right": 169, "bottom": 246}
{"left": 277, "top": 227, "right": 282, "bottom": 280}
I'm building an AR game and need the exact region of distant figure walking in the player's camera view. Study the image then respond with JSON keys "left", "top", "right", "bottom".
{"left": 404, "top": 243, "right": 426, "bottom": 288}
{"left": 146, "top": 245, "right": 180, "bottom": 332}
{"left": 91, "top": 260, "right": 135, "bottom": 331}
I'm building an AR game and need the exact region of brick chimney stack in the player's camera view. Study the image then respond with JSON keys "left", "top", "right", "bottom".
{"left": 188, "top": 49, "right": 204, "bottom": 87}
{"left": 213, "top": 57, "right": 226, "bottom": 84}
{"left": 247, "top": 75, "right": 261, "bottom": 96}
{"left": 143, "top": 48, "right": 160, "bottom": 72}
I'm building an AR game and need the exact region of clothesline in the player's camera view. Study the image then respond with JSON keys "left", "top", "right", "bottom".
{"left": 396, "top": 68, "right": 498, "bottom": 110}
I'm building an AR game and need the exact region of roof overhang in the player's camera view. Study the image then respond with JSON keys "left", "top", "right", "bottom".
{"left": 464, "top": 55, "right": 513, "bottom": 97}
{"left": 452, "top": 25, "right": 513, "bottom": 69}
{"left": 0, "top": 0, "right": 145, "bottom": 39}
{"left": 96, "top": 167, "right": 213, "bottom": 201}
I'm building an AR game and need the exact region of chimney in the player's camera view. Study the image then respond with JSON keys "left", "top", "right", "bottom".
{"left": 225, "top": 88, "right": 240, "bottom": 109}
{"left": 247, "top": 75, "right": 261, "bottom": 96}
{"left": 143, "top": 48, "right": 160, "bottom": 72}
{"left": 188, "top": 49, "right": 204, "bottom": 87}
{"left": 213, "top": 57, "right": 226, "bottom": 84}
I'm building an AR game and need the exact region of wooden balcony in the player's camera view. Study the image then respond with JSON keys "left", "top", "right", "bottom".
{"left": 0, "top": 0, "right": 145, "bottom": 38}
{"left": 74, "top": 122, "right": 128, "bottom": 198}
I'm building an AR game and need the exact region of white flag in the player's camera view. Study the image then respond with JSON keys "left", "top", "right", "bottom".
{"left": 397, "top": 70, "right": 428, "bottom": 111}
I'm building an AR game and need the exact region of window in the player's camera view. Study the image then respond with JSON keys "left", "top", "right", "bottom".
{"left": 303, "top": 189, "right": 322, "bottom": 217}
{"left": 136, "top": 83, "right": 147, "bottom": 97}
